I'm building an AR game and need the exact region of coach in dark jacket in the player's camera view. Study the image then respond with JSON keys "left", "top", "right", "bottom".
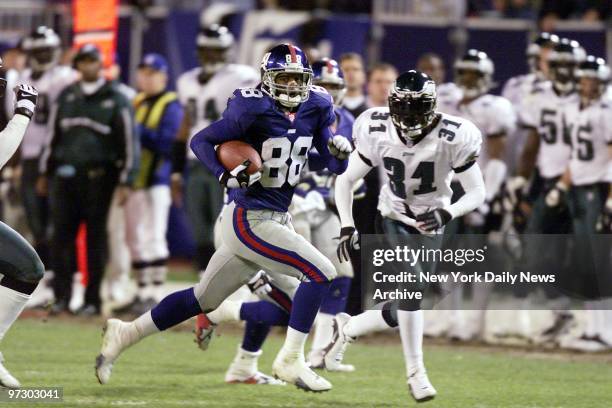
{"left": 38, "top": 44, "right": 137, "bottom": 315}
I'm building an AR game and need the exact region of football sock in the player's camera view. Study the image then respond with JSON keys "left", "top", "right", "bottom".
{"left": 133, "top": 311, "right": 159, "bottom": 338}
{"left": 207, "top": 300, "right": 241, "bottom": 324}
{"left": 397, "top": 309, "right": 425, "bottom": 377}
{"left": 239, "top": 301, "right": 289, "bottom": 326}
{"left": 320, "top": 277, "right": 351, "bottom": 315}
{"left": 344, "top": 309, "right": 395, "bottom": 338}
{"left": 0, "top": 285, "right": 31, "bottom": 342}
{"left": 242, "top": 321, "right": 272, "bottom": 352}
{"left": 150, "top": 287, "right": 202, "bottom": 331}
{"left": 151, "top": 265, "right": 168, "bottom": 302}
{"left": 280, "top": 326, "right": 308, "bottom": 357}
{"left": 310, "top": 313, "right": 334, "bottom": 351}
{"left": 288, "top": 281, "right": 330, "bottom": 333}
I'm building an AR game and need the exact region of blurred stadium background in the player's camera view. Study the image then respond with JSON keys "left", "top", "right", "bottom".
{"left": 1, "top": 1, "right": 611, "bottom": 406}
{"left": 1, "top": 0, "right": 609, "bottom": 258}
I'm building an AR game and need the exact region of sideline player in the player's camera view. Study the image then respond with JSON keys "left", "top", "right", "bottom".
{"left": 17, "top": 27, "right": 76, "bottom": 306}
{"left": 437, "top": 49, "right": 516, "bottom": 340}
{"left": 510, "top": 38, "right": 583, "bottom": 343}
{"left": 327, "top": 71, "right": 485, "bottom": 402}
{"left": 95, "top": 44, "right": 352, "bottom": 392}
{"left": 545, "top": 56, "right": 612, "bottom": 351}
{"left": 0, "top": 60, "right": 42, "bottom": 387}
{"left": 172, "top": 24, "right": 258, "bottom": 271}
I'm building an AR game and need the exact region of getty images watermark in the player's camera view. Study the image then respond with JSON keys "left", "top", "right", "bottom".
{"left": 360, "top": 233, "right": 612, "bottom": 309}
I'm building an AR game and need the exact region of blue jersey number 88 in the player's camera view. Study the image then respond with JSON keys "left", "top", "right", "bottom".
{"left": 260, "top": 136, "right": 313, "bottom": 187}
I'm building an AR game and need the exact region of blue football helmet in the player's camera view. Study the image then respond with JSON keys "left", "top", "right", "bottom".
{"left": 312, "top": 58, "right": 346, "bottom": 106}
{"left": 260, "top": 44, "right": 313, "bottom": 108}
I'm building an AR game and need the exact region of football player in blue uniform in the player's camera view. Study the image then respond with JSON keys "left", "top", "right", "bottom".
{"left": 192, "top": 58, "right": 359, "bottom": 382}
{"left": 95, "top": 44, "right": 352, "bottom": 392}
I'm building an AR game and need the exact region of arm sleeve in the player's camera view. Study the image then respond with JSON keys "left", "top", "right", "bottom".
{"left": 140, "top": 101, "right": 183, "bottom": 156}
{"left": 445, "top": 162, "right": 486, "bottom": 219}
{"left": 335, "top": 151, "right": 374, "bottom": 228}
{"left": 0, "top": 114, "right": 29, "bottom": 170}
{"left": 307, "top": 150, "right": 325, "bottom": 171}
{"left": 189, "top": 94, "right": 255, "bottom": 178}
{"left": 116, "top": 102, "right": 138, "bottom": 185}
{"left": 311, "top": 125, "right": 348, "bottom": 175}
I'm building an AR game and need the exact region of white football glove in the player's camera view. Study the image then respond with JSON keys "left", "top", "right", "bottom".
{"left": 247, "top": 270, "right": 272, "bottom": 297}
{"left": 327, "top": 135, "right": 352, "bottom": 160}
{"left": 219, "top": 160, "right": 261, "bottom": 189}
{"left": 545, "top": 182, "right": 568, "bottom": 207}
{"left": 337, "top": 226, "right": 360, "bottom": 263}
{"left": 503, "top": 176, "right": 527, "bottom": 212}
{"left": 14, "top": 84, "right": 38, "bottom": 119}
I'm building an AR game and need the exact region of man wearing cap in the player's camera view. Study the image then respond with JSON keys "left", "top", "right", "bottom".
{"left": 38, "top": 43, "right": 137, "bottom": 315}
{"left": 118, "top": 53, "right": 183, "bottom": 314}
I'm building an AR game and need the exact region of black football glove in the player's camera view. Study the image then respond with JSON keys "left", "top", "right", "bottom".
{"left": 337, "top": 226, "right": 360, "bottom": 263}
{"left": 416, "top": 208, "right": 452, "bottom": 232}
{"left": 14, "top": 84, "right": 38, "bottom": 119}
{"left": 219, "top": 159, "right": 261, "bottom": 189}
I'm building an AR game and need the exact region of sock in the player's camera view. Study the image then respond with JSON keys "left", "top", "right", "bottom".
{"left": 133, "top": 311, "right": 160, "bottom": 338}
{"left": 241, "top": 321, "right": 271, "bottom": 352}
{"left": 310, "top": 313, "right": 334, "bottom": 351}
{"left": 397, "top": 309, "right": 425, "bottom": 377}
{"left": 280, "top": 326, "right": 309, "bottom": 357}
{"left": 0, "top": 285, "right": 31, "bottom": 341}
{"left": 471, "top": 282, "right": 494, "bottom": 334}
{"left": 135, "top": 265, "right": 152, "bottom": 301}
{"left": 150, "top": 287, "right": 202, "bottom": 331}
{"left": 344, "top": 309, "right": 394, "bottom": 338}
{"left": 207, "top": 300, "right": 242, "bottom": 324}
{"left": 151, "top": 264, "right": 168, "bottom": 302}
{"left": 239, "top": 301, "right": 289, "bottom": 326}
{"left": 320, "top": 277, "right": 351, "bottom": 315}
{"left": 288, "top": 281, "right": 330, "bottom": 333}
{"left": 227, "top": 346, "right": 261, "bottom": 379}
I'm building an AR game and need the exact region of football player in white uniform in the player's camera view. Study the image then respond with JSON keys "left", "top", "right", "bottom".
{"left": 328, "top": 71, "right": 485, "bottom": 402}
{"left": 436, "top": 50, "right": 516, "bottom": 340}
{"left": 545, "top": 56, "right": 612, "bottom": 351}
{"left": 172, "top": 24, "right": 259, "bottom": 273}
{"left": 511, "top": 38, "right": 584, "bottom": 343}
{"left": 16, "top": 27, "right": 77, "bottom": 308}
{"left": 0, "top": 59, "right": 42, "bottom": 388}
{"left": 502, "top": 33, "right": 558, "bottom": 172}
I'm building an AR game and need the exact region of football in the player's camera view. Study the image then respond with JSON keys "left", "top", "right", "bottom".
{"left": 216, "top": 140, "right": 262, "bottom": 174}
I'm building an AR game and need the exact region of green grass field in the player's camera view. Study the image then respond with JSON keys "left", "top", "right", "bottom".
{"left": 2, "top": 318, "right": 612, "bottom": 408}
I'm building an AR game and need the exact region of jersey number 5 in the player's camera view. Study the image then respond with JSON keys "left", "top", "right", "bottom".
{"left": 260, "top": 136, "right": 313, "bottom": 188}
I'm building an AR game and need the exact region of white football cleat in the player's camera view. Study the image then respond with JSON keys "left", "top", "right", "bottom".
{"left": 323, "top": 313, "right": 355, "bottom": 371}
{"left": 95, "top": 319, "right": 139, "bottom": 384}
{"left": 224, "top": 347, "right": 285, "bottom": 385}
{"left": 0, "top": 352, "right": 20, "bottom": 389}
{"left": 226, "top": 370, "right": 286, "bottom": 385}
{"left": 272, "top": 352, "right": 331, "bottom": 392}
{"left": 407, "top": 369, "right": 437, "bottom": 402}
{"left": 308, "top": 348, "right": 355, "bottom": 372}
